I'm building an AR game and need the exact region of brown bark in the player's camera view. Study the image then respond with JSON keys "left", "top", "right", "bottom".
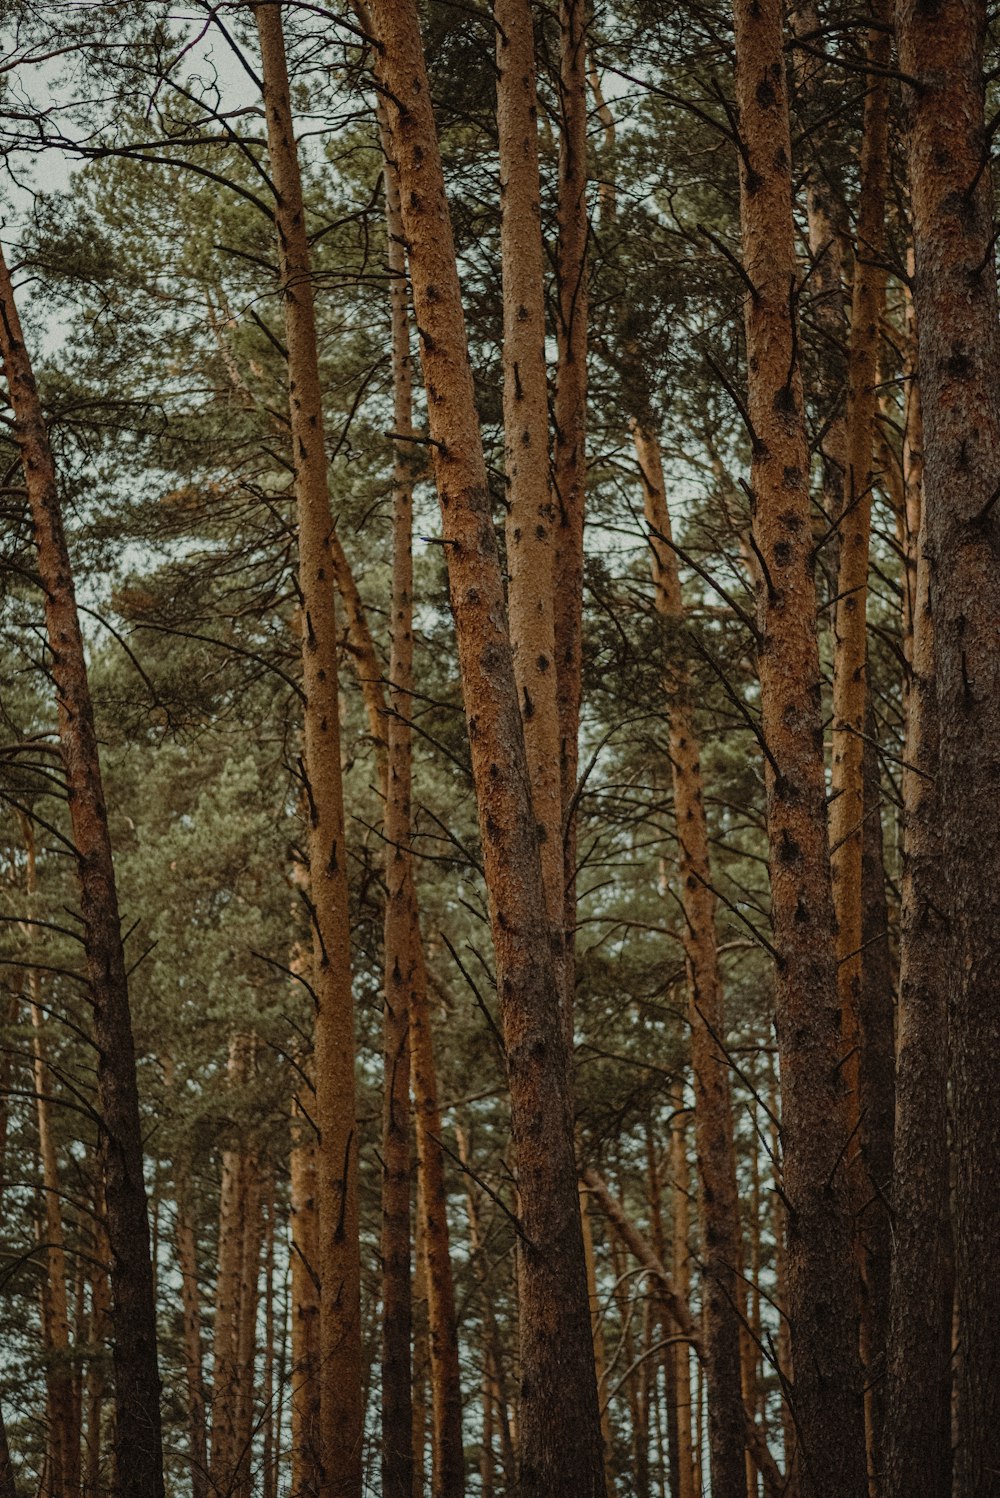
{"left": 552, "top": 0, "right": 589, "bottom": 1033}
{"left": 261, "top": 1182, "right": 277, "bottom": 1498}
{"left": 366, "top": 6, "right": 605, "bottom": 1494}
{"left": 633, "top": 426, "right": 746, "bottom": 1496}
{"left": 882, "top": 373, "right": 952, "bottom": 1498}
{"left": 496, "top": 0, "right": 563, "bottom": 939}
{"left": 895, "top": 5, "right": 1000, "bottom": 1490}
{"left": 254, "top": 11, "right": 362, "bottom": 1492}
{"left": 789, "top": 0, "right": 849, "bottom": 602}
{"left": 234, "top": 1151, "right": 263, "bottom": 1498}
{"left": 731, "top": 4, "right": 869, "bottom": 1494}
{"left": 82, "top": 1199, "right": 111, "bottom": 1498}
{"left": 0, "top": 239, "right": 164, "bottom": 1498}
{"left": 379, "top": 83, "right": 416, "bottom": 1498}
{"left": 579, "top": 1180, "right": 613, "bottom": 1463}
{"left": 826, "top": 16, "right": 893, "bottom": 1474}
{"left": 210, "top": 1042, "right": 248, "bottom": 1490}
{"left": 290, "top": 1096, "right": 322, "bottom": 1498}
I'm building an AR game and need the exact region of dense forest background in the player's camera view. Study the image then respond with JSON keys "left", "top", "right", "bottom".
{"left": 0, "top": 2, "right": 997, "bottom": 1497}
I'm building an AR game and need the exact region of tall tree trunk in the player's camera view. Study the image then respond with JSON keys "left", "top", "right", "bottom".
{"left": 730, "top": 5, "right": 868, "bottom": 1494}
{"left": 254, "top": 11, "right": 362, "bottom": 1492}
{"left": 882, "top": 449, "right": 952, "bottom": 1498}
{"left": 895, "top": 4, "right": 1000, "bottom": 1490}
{"left": 495, "top": 0, "right": 563, "bottom": 937}
{"left": 210, "top": 1041, "right": 248, "bottom": 1492}
{"left": 826, "top": 13, "right": 893, "bottom": 1476}
{"left": 552, "top": 0, "right": 589, "bottom": 1034}
{"left": 789, "top": 0, "right": 849, "bottom": 607}
{"left": 175, "top": 1162, "right": 208, "bottom": 1498}
{"left": 669, "top": 1122, "right": 696, "bottom": 1498}
{"left": 632, "top": 426, "right": 746, "bottom": 1496}
{"left": 289, "top": 1093, "right": 322, "bottom": 1498}
{"left": 0, "top": 240, "right": 164, "bottom": 1498}
{"left": 380, "top": 88, "right": 416, "bottom": 1498}
{"left": 365, "top": 6, "right": 606, "bottom": 1495}
{"left": 234, "top": 1148, "right": 263, "bottom": 1498}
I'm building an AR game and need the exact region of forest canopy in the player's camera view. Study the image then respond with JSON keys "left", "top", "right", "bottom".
{"left": 1, "top": 3, "right": 998, "bottom": 1497}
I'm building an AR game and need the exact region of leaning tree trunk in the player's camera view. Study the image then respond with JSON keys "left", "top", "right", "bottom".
{"left": 552, "top": 0, "right": 589, "bottom": 1037}
{"left": 730, "top": 4, "right": 868, "bottom": 1495}
{"left": 896, "top": 4, "right": 1000, "bottom": 1491}
{"left": 365, "top": 5, "right": 607, "bottom": 1494}
{"left": 0, "top": 240, "right": 164, "bottom": 1498}
{"left": 254, "top": 9, "right": 362, "bottom": 1493}
{"left": 633, "top": 425, "right": 746, "bottom": 1496}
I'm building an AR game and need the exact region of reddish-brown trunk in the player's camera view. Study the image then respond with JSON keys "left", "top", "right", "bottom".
{"left": 0, "top": 240, "right": 164, "bottom": 1498}
{"left": 254, "top": 12, "right": 362, "bottom": 1490}
{"left": 731, "top": 4, "right": 868, "bottom": 1492}
{"left": 366, "top": 5, "right": 605, "bottom": 1493}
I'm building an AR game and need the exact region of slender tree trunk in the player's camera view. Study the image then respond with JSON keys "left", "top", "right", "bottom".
{"left": 380, "top": 93, "right": 416, "bottom": 1498}
{"left": 669, "top": 1123, "right": 695, "bottom": 1498}
{"left": 895, "top": 4, "right": 1000, "bottom": 1490}
{"left": 552, "top": 0, "right": 589, "bottom": 1035}
{"left": 789, "top": 0, "right": 849, "bottom": 607}
{"left": 826, "top": 14, "right": 893, "bottom": 1476}
{"left": 366, "top": 7, "right": 605, "bottom": 1494}
{"left": 289, "top": 1095, "right": 322, "bottom": 1498}
{"left": 21, "top": 818, "right": 77, "bottom": 1498}
{"left": 254, "top": 11, "right": 362, "bottom": 1492}
{"left": 0, "top": 240, "right": 163, "bottom": 1498}
{"left": 579, "top": 1180, "right": 613, "bottom": 1463}
{"left": 210, "top": 1047, "right": 247, "bottom": 1491}
{"left": 83, "top": 1197, "right": 111, "bottom": 1498}
{"left": 262, "top": 1182, "right": 277, "bottom": 1498}
{"left": 882, "top": 393, "right": 952, "bottom": 1498}
{"left": 731, "top": 4, "right": 868, "bottom": 1492}
{"left": 633, "top": 425, "right": 746, "bottom": 1496}
{"left": 175, "top": 1164, "right": 208, "bottom": 1498}
{"left": 234, "top": 1148, "right": 263, "bottom": 1498}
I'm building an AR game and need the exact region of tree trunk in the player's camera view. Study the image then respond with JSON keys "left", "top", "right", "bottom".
{"left": 882, "top": 371, "right": 952, "bottom": 1498}
{"left": 495, "top": 0, "right": 563, "bottom": 937}
{"left": 365, "top": 6, "right": 605, "bottom": 1494}
{"left": 633, "top": 425, "right": 746, "bottom": 1496}
{"left": 254, "top": 11, "right": 362, "bottom": 1492}
{"left": 826, "top": 13, "right": 892, "bottom": 1474}
{"left": 730, "top": 4, "right": 868, "bottom": 1493}
{"left": 380, "top": 87, "right": 416, "bottom": 1498}
{"left": 175, "top": 1164, "right": 209, "bottom": 1498}
{"left": 0, "top": 239, "right": 164, "bottom": 1498}
{"left": 895, "top": 4, "right": 1000, "bottom": 1491}
{"left": 668, "top": 1123, "right": 696, "bottom": 1498}
{"left": 289, "top": 1093, "right": 322, "bottom": 1498}
{"left": 552, "top": 0, "right": 589, "bottom": 1036}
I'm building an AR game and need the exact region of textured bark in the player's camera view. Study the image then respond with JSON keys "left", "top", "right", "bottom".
{"left": 175, "top": 1165, "right": 208, "bottom": 1498}
{"left": 254, "top": 12, "right": 362, "bottom": 1492}
{"left": 883, "top": 478, "right": 952, "bottom": 1498}
{"left": 366, "top": 6, "right": 605, "bottom": 1494}
{"left": 234, "top": 1151, "right": 263, "bottom": 1498}
{"left": 789, "top": 0, "right": 849, "bottom": 602}
{"left": 552, "top": 0, "right": 589, "bottom": 1034}
{"left": 895, "top": 4, "right": 1000, "bottom": 1491}
{"left": 0, "top": 241, "right": 164, "bottom": 1498}
{"left": 731, "top": 5, "right": 868, "bottom": 1494}
{"left": 380, "top": 93, "right": 415, "bottom": 1498}
{"left": 827, "top": 10, "right": 892, "bottom": 1477}
{"left": 633, "top": 426, "right": 745, "bottom": 1497}
{"left": 261, "top": 1182, "right": 278, "bottom": 1498}
{"left": 289, "top": 1096, "right": 322, "bottom": 1498}
{"left": 496, "top": 0, "right": 563, "bottom": 936}
{"left": 82, "top": 1201, "right": 111, "bottom": 1498}
{"left": 857, "top": 690, "right": 895, "bottom": 1476}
